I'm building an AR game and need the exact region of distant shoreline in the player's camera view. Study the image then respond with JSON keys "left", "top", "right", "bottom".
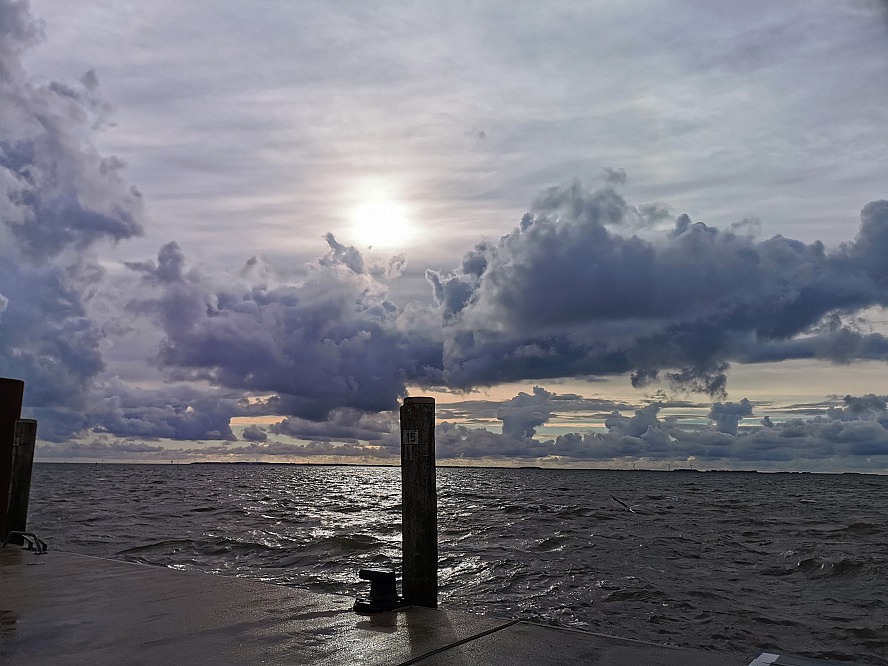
{"left": 187, "top": 462, "right": 874, "bottom": 475}
{"left": 32, "top": 460, "right": 881, "bottom": 475}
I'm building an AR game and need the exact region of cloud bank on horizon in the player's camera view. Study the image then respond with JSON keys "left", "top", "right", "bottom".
{"left": 3, "top": 0, "right": 888, "bottom": 470}
{"left": 429, "top": 185, "right": 888, "bottom": 393}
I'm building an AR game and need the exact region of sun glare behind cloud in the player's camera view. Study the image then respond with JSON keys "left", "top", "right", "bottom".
{"left": 346, "top": 182, "right": 415, "bottom": 249}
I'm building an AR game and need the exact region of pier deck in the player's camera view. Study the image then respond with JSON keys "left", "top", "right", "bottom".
{"left": 0, "top": 547, "right": 847, "bottom": 665}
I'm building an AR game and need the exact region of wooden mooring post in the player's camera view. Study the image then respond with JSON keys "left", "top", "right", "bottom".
{"left": 400, "top": 396, "right": 437, "bottom": 608}
{"left": 7, "top": 419, "right": 38, "bottom": 544}
{"left": 0, "top": 378, "right": 25, "bottom": 540}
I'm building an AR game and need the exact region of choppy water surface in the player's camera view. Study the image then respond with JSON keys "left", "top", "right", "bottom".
{"left": 26, "top": 464, "right": 888, "bottom": 663}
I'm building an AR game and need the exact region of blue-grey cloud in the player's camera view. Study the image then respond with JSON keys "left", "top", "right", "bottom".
{"left": 496, "top": 386, "right": 554, "bottom": 439}
{"left": 37, "top": 437, "right": 168, "bottom": 459}
{"left": 708, "top": 399, "right": 754, "bottom": 436}
{"left": 438, "top": 392, "right": 630, "bottom": 424}
{"left": 35, "top": 384, "right": 888, "bottom": 470}
{"left": 269, "top": 408, "right": 397, "bottom": 444}
{"left": 434, "top": 389, "right": 888, "bottom": 467}
{"left": 83, "top": 379, "right": 242, "bottom": 442}
{"left": 828, "top": 393, "right": 888, "bottom": 424}
{"left": 124, "top": 236, "right": 442, "bottom": 423}
{"left": 241, "top": 425, "right": 267, "bottom": 442}
{"left": 1, "top": 0, "right": 143, "bottom": 439}
{"left": 430, "top": 181, "right": 888, "bottom": 397}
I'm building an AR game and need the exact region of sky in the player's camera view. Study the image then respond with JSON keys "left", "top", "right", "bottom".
{"left": 2, "top": 0, "right": 888, "bottom": 471}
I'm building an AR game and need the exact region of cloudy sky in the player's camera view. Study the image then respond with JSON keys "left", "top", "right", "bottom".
{"left": 3, "top": 0, "right": 888, "bottom": 471}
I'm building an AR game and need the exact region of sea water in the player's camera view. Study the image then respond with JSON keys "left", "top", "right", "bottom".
{"left": 25, "top": 463, "right": 888, "bottom": 663}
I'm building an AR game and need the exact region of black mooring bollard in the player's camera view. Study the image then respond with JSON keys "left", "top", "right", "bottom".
{"left": 0, "top": 378, "right": 25, "bottom": 540}
{"left": 354, "top": 568, "right": 402, "bottom": 613}
{"left": 400, "top": 396, "right": 437, "bottom": 608}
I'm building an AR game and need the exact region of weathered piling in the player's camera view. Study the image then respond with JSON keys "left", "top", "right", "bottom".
{"left": 400, "top": 396, "right": 437, "bottom": 608}
{"left": 6, "top": 419, "right": 38, "bottom": 545}
{"left": 0, "top": 378, "right": 25, "bottom": 540}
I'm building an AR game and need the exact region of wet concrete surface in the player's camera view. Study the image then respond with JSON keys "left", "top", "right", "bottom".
{"left": 411, "top": 620, "right": 725, "bottom": 665}
{"left": 0, "top": 547, "right": 802, "bottom": 665}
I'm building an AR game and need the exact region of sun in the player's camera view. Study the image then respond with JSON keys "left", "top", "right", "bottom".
{"left": 346, "top": 182, "right": 415, "bottom": 250}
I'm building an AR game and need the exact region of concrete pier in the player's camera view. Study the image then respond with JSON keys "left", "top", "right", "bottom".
{"left": 1, "top": 548, "right": 856, "bottom": 666}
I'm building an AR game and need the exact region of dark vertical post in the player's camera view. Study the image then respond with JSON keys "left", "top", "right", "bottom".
{"left": 7, "top": 419, "right": 38, "bottom": 544}
{"left": 400, "top": 396, "right": 437, "bottom": 608}
{"left": 0, "top": 378, "right": 25, "bottom": 540}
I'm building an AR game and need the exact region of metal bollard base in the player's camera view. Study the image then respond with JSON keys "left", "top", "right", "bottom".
{"left": 353, "top": 568, "right": 405, "bottom": 613}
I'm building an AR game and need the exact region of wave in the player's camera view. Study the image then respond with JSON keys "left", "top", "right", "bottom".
{"left": 118, "top": 538, "right": 199, "bottom": 555}
{"left": 795, "top": 556, "right": 870, "bottom": 579}
{"left": 117, "top": 536, "right": 281, "bottom": 561}
{"left": 303, "top": 533, "right": 387, "bottom": 556}
{"left": 832, "top": 521, "right": 883, "bottom": 536}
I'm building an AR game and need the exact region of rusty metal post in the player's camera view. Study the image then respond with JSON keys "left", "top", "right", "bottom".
{"left": 6, "top": 419, "right": 38, "bottom": 544}
{"left": 0, "top": 378, "right": 25, "bottom": 540}
{"left": 400, "top": 396, "right": 437, "bottom": 608}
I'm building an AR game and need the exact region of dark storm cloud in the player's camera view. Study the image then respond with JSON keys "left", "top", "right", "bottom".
{"left": 35, "top": 435, "right": 378, "bottom": 461}
{"left": 1, "top": 0, "right": 143, "bottom": 437}
{"left": 828, "top": 394, "right": 888, "bottom": 423}
{"left": 269, "top": 408, "right": 397, "bottom": 444}
{"left": 125, "top": 236, "right": 442, "bottom": 423}
{"left": 430, "top": 181, "right": 888, "bottom": 397}
{"left": 632, "top": 364, "right": 730, "bottom": 400}
{"left": 241, "top": 425, "right": 267, "bottom": 442}
{"left": 201, "top": 440, "right": 383, "bottom": 459}
{"left": 37, "top": 437, "right": 168, "bottom": 459}
{"left": 84, "top": 379, "right": 242, "bottom": 442}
